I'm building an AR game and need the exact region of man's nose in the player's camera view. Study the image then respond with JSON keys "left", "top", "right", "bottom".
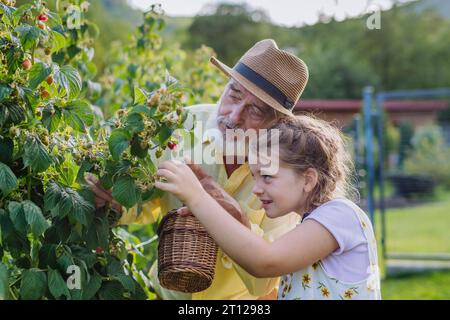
{"left": 228, "top": 103, "right": 246, "bottom": 126}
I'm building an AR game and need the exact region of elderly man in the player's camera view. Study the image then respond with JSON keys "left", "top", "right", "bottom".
{"left": 87, "top": 39, "right": 309, "bottom": 300}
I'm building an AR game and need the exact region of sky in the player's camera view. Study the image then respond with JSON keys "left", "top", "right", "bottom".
{"left": 127, "top": 0, "right": 415, "bottom": 27}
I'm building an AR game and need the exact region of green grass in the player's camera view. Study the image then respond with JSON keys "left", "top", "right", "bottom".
{"left": 374, "top": 192, "right": 450, "bottom": 299}
{"left": 381, "top": 271, "right": 450, "bottom": 299}
{"left": 376, "top": 193, "right": 450, "bottom": 253}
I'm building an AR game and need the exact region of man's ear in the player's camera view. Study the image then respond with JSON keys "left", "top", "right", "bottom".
{"left": 303, "top": 168, "right": 319, "bottom": 193}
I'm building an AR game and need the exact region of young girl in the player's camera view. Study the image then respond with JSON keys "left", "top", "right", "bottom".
{"left": 155, "top": 116, "right": 381, "bottom": 300}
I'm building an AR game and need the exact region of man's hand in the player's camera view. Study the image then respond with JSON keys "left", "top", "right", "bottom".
{"left": 85, "top": 174, "right": 123, "bottom": 214}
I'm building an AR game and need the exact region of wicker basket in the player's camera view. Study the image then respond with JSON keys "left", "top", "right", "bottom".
{"left": 157, "top": 209, "right": 219, "bottom": 293}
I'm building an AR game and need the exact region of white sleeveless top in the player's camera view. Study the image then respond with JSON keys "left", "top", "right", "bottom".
{"left": 278, "top": 199, "right": 381, "bottom": 300}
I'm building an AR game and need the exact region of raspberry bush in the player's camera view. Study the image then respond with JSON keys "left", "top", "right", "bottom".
{"left": 0, "top": 1, "right": 191, "bottom": 300}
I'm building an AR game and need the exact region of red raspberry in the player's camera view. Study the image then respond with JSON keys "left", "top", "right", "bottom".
{"left": 41, "top": 90, "right": 50, "bottom": 99}
{"left": 37, "top": 14, "right": 48, "bottom": 22}
{"left": 95, "top": 246, "right": 104, "bottom": 254}
{"left": 167, "top": 142, "right": 177, "bottom": 150}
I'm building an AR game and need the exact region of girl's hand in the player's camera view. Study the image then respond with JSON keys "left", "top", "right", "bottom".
{"left": 154, "top": 158, "right": 205, "bottom": 205}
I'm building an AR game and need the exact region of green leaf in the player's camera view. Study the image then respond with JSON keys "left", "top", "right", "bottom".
{"left": 0, "top": 209, "right": 29, "bottom": 259}
{"left": 56, "top": 154, "right": 78, "bottom": 187}
{"left": 0, "top": 137, "right": 14, "bottom": 165}
{"left": 112, "top": 175, "right": 141, "bottom": 209}
{"left": 106, "top": 256, "right": 125, "bottom": 276}
{"left": 15, "top": 24, "right": 41, "bottom": 51}
{"left": 81, "top": 273, "right": 102, "bottom": 300}
{"left": 20, "top": 269, "right": 47, "bottom": 300}
{"left": 21, "top": 86, "right": 39, "bottom": 109}
{"left": 134, "top": 87, "right": 147, "bottom": 105}
{"left": 63, "top": 100, "right": 94, "bottom": 132}
{"left": 12, "top": 4, "right": 32, "bottom": 24}
{"left": 43, "top": 182, "right": 63, "bottom": 217}
{"left": 0, "top": 101, "right": 25, "bottom": 126}
{"left": 116, "top": 275, "right": 135, "bottom": 293}
{"left": 0, "top": 3, "right": 15, "bottom": 25}
{"left": 0, "top": 162, "right": 17, "bottom": 196}
{"left": 5, "top": 46, "right": 22, "bottom": 74}
{"left": 76, "top": 161, "right": 93, "bottom": 185}
{"left": 0, "top": 84, "right": 12, "bottom": 103}
{"left": 56, "top": 252, "right": 74, "bottom": 272}
{"left": 46, "top": 11, "right": 62, "bottom": 27}
{"left": 22, "top": 200, "right": 49, "bottom": 237}
{"left": 98, "top": 280, "right": 124, "bottom": 300}
{"left": 124, "top": 112, "right": 144, "bottom": 135}
{"left": 130, "top": 136, "right": 148, "bottom": 158}
{"left": 157, "top": 124, "right": 173, "bottom": 144}
{"left": 38, "top": 244, "right": 58, "bottom": 270}
{"left": 50, "top": 30, "right": 66, "bottom": 52}
{"left": 109, "top": 129, "right": 131, "bottom": 161}
{"left": 28, "top": 62, "right": 52, "bottom": 90}
{"left": 54, "top": 65, "right": 82, "bottom": 100}
{"left": 85, "top": 215, "right": 109, "bottom": 251}
{"left": 48, "top": 268, "right": 70, "bottom": 299}
{"left": 43, "top": 182, "right": 94, "bottom": 225}
{"left": 42, "top": 107, "right": 61, "bottom": 133}
{"left": 8, "top": 201, "right": 27, "bottom": 236}
{"left": 0, "top": 263, "right": 8, "bottom": 300}
{"left": 23, "top": 136, "right": 52, "bottom": 172}
{"left": 130, "top": 104, "right": 156, "bottom": 117}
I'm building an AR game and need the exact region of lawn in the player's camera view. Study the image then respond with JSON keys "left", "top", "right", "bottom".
{"left": 377, "top": 192, "right": 450, "bottom": 253}
{"left": 381, "top": 271, "right": 450, "bottom": 299}
{"left": 375, "top": 192, "right": 450, "bottom": 299}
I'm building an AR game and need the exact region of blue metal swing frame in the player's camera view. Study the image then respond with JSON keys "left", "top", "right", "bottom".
{"left": 363, "top": 87, "right": 450, "bottom": 275}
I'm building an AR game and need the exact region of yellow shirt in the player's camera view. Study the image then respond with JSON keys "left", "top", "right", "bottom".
{"left": 118, "top": 104, "right": 300, "bottom": 300}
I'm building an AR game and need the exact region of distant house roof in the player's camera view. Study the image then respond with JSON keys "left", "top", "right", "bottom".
{"left": 294, "top": 99, "right": 449, "bottom": 112}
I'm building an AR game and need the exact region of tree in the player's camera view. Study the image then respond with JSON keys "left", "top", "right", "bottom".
{"left": 186, "top": 3, "right": 272, "bottom": 65}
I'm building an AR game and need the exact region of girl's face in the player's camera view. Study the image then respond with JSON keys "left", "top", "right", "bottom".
{"left": 250, "top": 162, "right": 312, "bottom": 218}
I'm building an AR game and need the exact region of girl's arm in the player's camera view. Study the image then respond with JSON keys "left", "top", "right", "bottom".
{"left": 186, "top": 191, "right": 338, "bottom": 277}
{"left": 155, "top": 160, "right": 338, "bottom": 278}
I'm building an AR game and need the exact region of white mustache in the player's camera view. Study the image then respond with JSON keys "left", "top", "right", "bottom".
{"left": 217, "top": 116, "right": 240, "bottom": 130}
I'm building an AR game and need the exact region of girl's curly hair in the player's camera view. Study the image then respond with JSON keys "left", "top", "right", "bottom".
{"left": 267, "top": 115, "right": 358, "bottom": 212}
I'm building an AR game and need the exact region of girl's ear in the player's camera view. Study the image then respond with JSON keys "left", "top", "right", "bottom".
{"left": 303, "top": 168, "right": 319, "bottom": 193}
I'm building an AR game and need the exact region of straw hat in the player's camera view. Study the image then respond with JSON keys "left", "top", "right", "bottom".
{"left": 210, "top": 39, "right": 309, "bottom": 117}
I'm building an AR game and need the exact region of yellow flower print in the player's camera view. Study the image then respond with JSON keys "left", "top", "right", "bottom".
{"left": 302, "top": 274, "right": 311, "bottom": 285}
{"left": 301, "top": 273, "right": 311, "bottom": 290}
{"left": 321, "top": 287, "right": 330, "bottom": 298}
{"left": 344, "top": 289, "right": 354, "bottom": 299}
{"left": 343, "top": 287, "right": 359, "bottom": 299}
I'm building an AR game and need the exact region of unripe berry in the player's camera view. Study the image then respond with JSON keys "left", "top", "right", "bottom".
{"left": 41, "top": 135, "right": 49, "bottom": 146}
{"left": 22, "top": 59, "right": 32, "bottom": 70}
